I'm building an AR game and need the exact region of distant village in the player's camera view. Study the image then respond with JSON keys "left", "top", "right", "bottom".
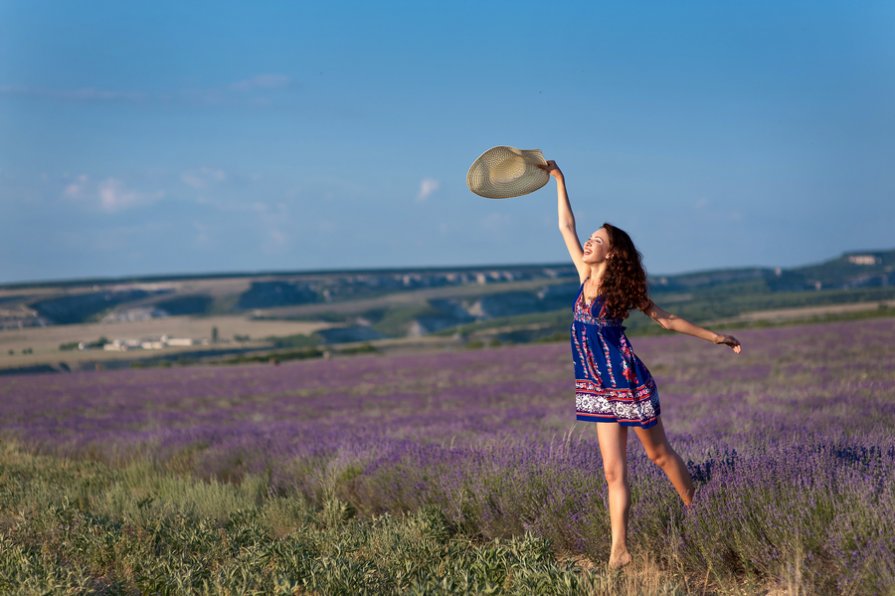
{"left": 96, "top": 335, "right": 210, "bottom": 352}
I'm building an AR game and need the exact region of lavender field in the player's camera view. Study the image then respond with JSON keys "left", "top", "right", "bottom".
{"left": 2, "top": 318, "right": 894, "bottom": 594}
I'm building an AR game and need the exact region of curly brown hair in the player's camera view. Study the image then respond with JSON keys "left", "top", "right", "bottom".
{"left": 600, "top": 222, "right": 649, "bottom": 320}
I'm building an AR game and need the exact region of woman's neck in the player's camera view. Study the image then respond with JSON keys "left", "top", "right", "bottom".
{"left": 583, "top": 263, "right": 608, "bottom": 304}
{"left": 587, "top": 263, "right": 607, "bottom": 286}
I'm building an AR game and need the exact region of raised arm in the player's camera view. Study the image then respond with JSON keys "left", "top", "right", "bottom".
{"left": 641, "top": 299, "right": 742, "bottom": 353}
{"left": 541, "top": 161, "right": 588, "bottom": 282}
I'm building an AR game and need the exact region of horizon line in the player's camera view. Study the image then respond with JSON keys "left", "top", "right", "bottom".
{"left": 2, "top": 247, "right": 892, "bottom": 290}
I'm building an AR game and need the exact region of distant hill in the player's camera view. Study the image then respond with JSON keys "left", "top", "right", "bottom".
{"left": 650, "top": 249, "right": 895, "bottom": 293}
{"left": 2, "top": 249, "right": 894, "bottom": 346}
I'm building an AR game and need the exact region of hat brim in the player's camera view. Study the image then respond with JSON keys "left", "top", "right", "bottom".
{"left": 466, "top": 146, "right": 550, "bottom": 199}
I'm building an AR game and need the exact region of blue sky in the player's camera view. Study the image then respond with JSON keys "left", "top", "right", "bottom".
{"left": 1, "top": 1, "right": 893, "bottom": 284}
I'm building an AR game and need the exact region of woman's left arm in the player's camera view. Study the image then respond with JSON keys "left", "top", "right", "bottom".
{"left": 641, "top": 299, "right": 742, "bottom": 353}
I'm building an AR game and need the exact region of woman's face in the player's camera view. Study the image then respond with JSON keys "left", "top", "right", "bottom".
{"left": 582, "top": 227, "right": 612, "bottom": 264}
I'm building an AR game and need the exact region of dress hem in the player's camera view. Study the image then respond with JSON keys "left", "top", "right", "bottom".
{"left": 576, "top": 412, "right": 660, "bottom": 429}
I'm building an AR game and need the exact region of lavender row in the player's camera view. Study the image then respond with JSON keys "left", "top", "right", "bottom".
{"left": 3, "top": 319, "right": 892, "bottom": 455}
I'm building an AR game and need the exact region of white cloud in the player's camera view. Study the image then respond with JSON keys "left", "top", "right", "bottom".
{"left": 182, "top": 167, "right": 228, "bottom": 189}
{"left": 64, "top": 174, "right": 89, "bottom": 198}
{"left": 417, "top": 178, "right": 440, "bottom": 201}
{"left": 99, "top": 178, "right": 143, "bottom": 211}
{"left": 62, "top": 175, "right": 164, "bottom": 212}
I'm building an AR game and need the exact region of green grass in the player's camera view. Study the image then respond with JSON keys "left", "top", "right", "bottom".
{"left": 265, "top": 333, "right": 321, "bottom": 349}
{"left": 0, "top": 443, "right": 694, "bottom": 595}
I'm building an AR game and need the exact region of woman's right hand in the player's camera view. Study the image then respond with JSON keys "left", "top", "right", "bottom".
{"left": 539, "top": 160, "right": 564, "bottom": 180}
{"left": 713, "top": 333, "right": 743, "bottom": 354}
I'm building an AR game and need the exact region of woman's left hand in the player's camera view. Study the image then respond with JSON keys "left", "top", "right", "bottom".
{"left": 713, "top": 334, "right": 742, "bottom": 353}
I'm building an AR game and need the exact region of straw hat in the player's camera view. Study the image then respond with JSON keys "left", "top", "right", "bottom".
{"left": 466, "top": 146, "right": 550, "bottom": 199}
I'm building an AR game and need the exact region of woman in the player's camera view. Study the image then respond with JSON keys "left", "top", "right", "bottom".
{"left": 540, "top": 160, "right": 742, "bottom": 570}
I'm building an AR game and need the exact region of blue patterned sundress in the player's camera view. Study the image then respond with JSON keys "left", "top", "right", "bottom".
{"left": 571, "top": 278, "right": 661, "bottom": 429}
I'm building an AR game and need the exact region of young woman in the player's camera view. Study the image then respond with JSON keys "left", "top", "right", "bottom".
{"left": 540, "top": 160, "right": 742, "bottom": 569}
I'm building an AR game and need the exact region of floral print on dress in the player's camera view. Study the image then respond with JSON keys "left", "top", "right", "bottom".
{"left": 570, "top": 278, "right": 660, "bottom": 429}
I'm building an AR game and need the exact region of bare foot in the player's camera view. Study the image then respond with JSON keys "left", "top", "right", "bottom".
{"left": 608, "top": 550, "right": 632, "bottom": 569}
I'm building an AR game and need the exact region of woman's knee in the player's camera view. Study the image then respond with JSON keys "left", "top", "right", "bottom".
{"left": 603, "top": 462, "right": 627, "bottom": 485}
{"left": 647, "top": 446, "right": 673, "bottom": 468}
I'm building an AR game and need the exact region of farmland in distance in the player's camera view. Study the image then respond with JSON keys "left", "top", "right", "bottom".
{"left": 2, "top": 247, "right": 894, "bottom": 375}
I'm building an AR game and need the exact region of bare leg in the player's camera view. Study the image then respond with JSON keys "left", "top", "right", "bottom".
{"left": 595, "top": 422, "right": 633, "bottom": 568}
{"left": 633, "top": 417, "right": 695, "bottom": 507}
